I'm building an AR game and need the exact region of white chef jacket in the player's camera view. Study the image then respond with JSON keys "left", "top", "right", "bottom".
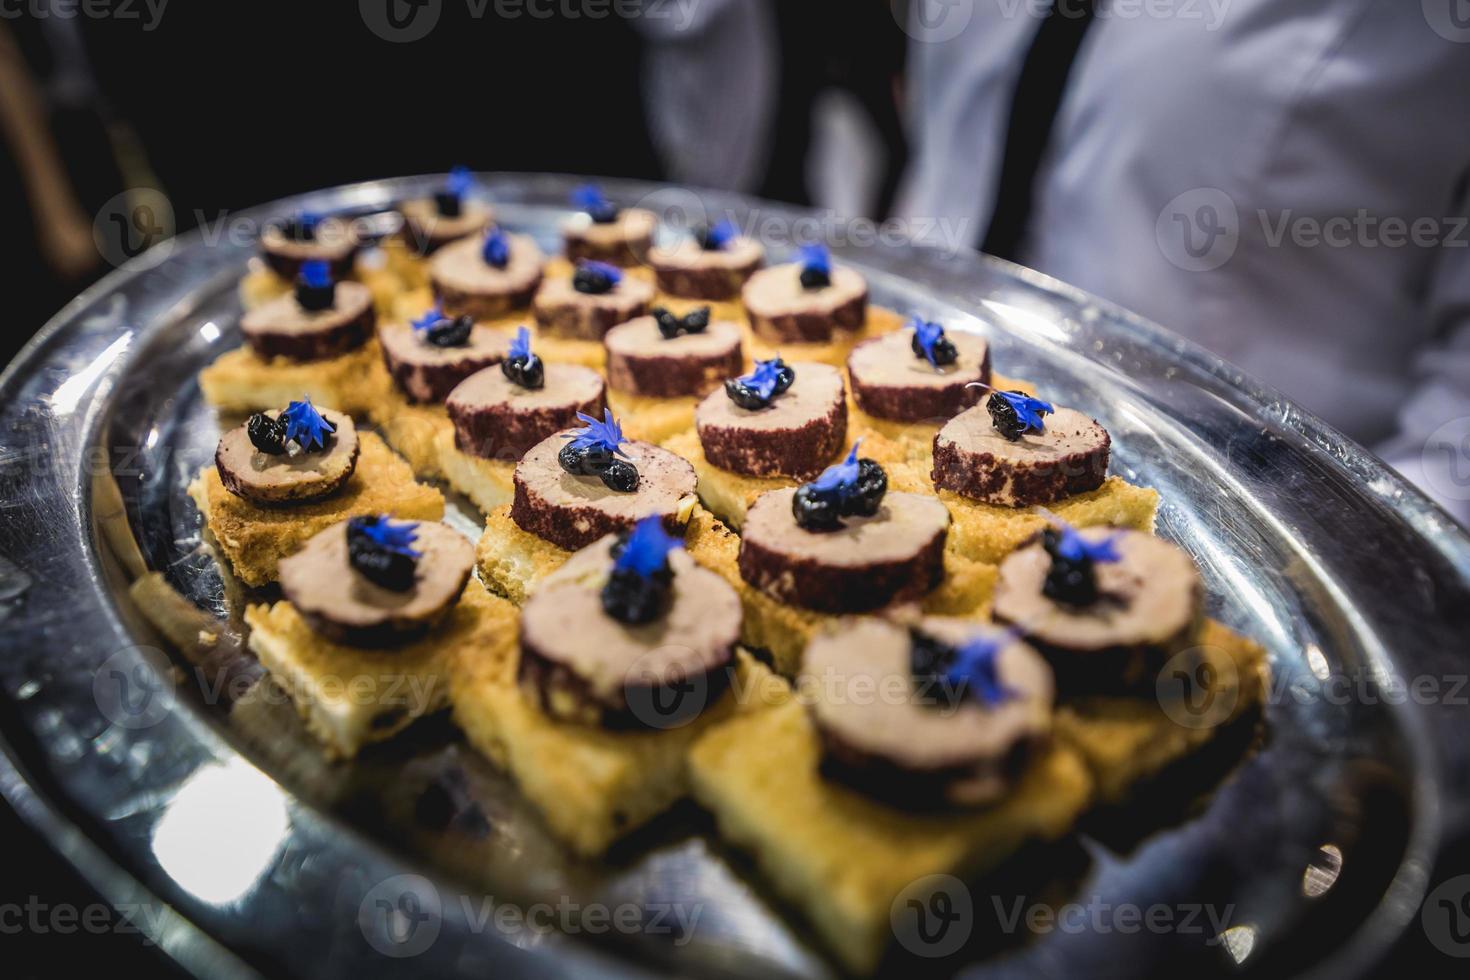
{"left": 894, "top": 0, "right": 1470, "bottom": 524}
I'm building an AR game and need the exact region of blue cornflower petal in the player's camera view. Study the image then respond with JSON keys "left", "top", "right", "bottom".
{"left": 811, "top": 441, "right": 863, "bottom": 495}
{"left": 910, "top": 317, "right": 948, "bottom": 368}
{"left": 446, "top": 165, "right": 473, "bottom": 199}
{"left": 798, "top": 243, "right": 830, "bottom": 277}
{"left": 508, "top": 325, "right": 533, "bottom": 361}
{"left": 706, "top": 219, "right": 738, "bottom": 249}
{"left": 613, "top": 516, "right": 683, "bottom": 579}
{"left": 299, "top": 259, "right": 332, "bottom": 289}
{"left": 563, "top": 408, "right": 631, "bottom": 459}
{"left": 943, "top": 630, "right": 1018, "bottom": 708}
{"left": 578, "top": 259, "right": 623, "bottom": 285}
{"left": 735, "top": 357, "right": 787, "bottom": 402}
{"left": 354, "top": 515, "right": 422, "bottom": 559}
{"left": 1037, "top": 509, "right": 1123, "bottom": 564}
{"left": 279, "top": 396, "right": 336, "bottom": 452}
{"left": 411, "top": 303, "right": 444, "bottom": 333}
{"left": 482, "top": 227, "right": 510, "bottom": 268}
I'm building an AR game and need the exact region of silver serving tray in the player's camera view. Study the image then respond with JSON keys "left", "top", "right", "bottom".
{"left": 2, "top": 174, "right": 1468, "bottom": 979}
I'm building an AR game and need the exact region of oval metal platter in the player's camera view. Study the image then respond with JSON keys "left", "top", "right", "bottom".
{"left": 1, "top": 174, "right": 1467, "bottom": 979}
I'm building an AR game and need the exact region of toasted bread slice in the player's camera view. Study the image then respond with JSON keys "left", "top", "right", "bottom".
{"left": 245, "top": 581, "right": 516, "bottom": 758}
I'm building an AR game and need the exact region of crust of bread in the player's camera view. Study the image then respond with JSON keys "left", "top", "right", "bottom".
{"left": 245, "top": 582, "right": 515, "bottom": 759}
{"left": 199, "top": 341, "right": 388, "bottom": 418}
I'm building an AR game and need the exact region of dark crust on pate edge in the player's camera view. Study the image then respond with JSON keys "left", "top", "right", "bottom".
{"left": 294, "top": 564, "right": 473, "bottom": 647}
{"left": 534, "top": 290, "right": 652, "bottom": 342}
{"left": 379, "top": 334, "right": 506, "bottom": 405}
{"left": 605, "top": 335, "right": 744, "bottom": 400}
{"left": 510, "top": 481, "right": 691, "bottom": 552}
{"left": 449, "top": 388, "right": 606, "bottom": 462}
{"left": 434, "top": 273, "right": 543, "bottom": 321}
{"left": 931, "top": 427, "right": 1111, "bottom": 506}
{"left": 651, "top": 259, "right": 762, "bottom": 301}
{"left": 214, "top": 433, "right": 360, "bottom": 505}
{"left": 850, "top": 347, "right": 993, "bottom": 423}
{"left": 563, "top": 233, "right": 654, "bottom": 268}
{"left": 736, "top": 525, "right": 946, "bottom": 613}
{"left": 261, "top": 251, "right": 357, "bottom": 283}
{"left": 745, "top": 284, "right": 868, "bottom": 344}
{"left": 516, "top": 642, "right": 734, "bottom": 730}
{"left": 509, "top": 446, "right": 696, "bottom": 551}
{"left": 699, "top": 400, "right": 846, "bottom": 481}
{"left": 242, "top": 303, "right": 376, "bottom": 363}
{"left": 816, "top": 725, "right": 1040, "bottom": 811}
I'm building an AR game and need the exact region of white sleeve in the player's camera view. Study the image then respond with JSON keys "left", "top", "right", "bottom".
{"left": 1375, "top": 187, "right": 1470, "bottom": 528}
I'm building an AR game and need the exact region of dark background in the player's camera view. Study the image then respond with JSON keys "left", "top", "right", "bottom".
{"left": 0, "top": 0, "right": 906, "bottom": 367}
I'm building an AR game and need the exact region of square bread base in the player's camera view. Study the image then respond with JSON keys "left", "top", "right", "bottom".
{"left": 683, "top": 507, "right": 996, "bottom": 677}
{"left": 688, "top": 692, "right": 1093, "bottom": 974}
{"left": 474, "top": 506, "right": 573, "bottom": 604}
{"left": 1054, "top": 620, "right": 1268, "bottom": 802}
{"left": 606, "top": 388, "right": 699, "bottom": 445}
{"left": 917, "top": 476, "right": 1162, "bottom": 566}
{"left": 474, "top": 495, "right": 700, "bottom": 604}
{"left": 435, "top": 430, "right": 517, "bottom": 514}
{"left": 660, "top": 429, "right": 803, "bottom": 530}
{"left": 198, "top": 341, "right": 387, "bottom": 418}
{"left": 451, "top": 635, "right": 786, "bottom": 856}
{"left": 244, "top": 581, "right": 517, "bottom": 759}
{"left": 187, "top": 432, "right": 444, "bottom": 587}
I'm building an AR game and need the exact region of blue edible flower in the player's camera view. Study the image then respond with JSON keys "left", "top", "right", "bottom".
{"left": 446, "top": 165, "right": 473, "bottom": 199}
{"left": 353, "top": 515, "right": 423, "bottom": 559}
{"left": 735, "top": 357, "right": 787, "bottom": 403}
{"left": 571, "top": 183, "right": 619, "bottom": 222}
{"left": 508, "top": 325, "right": 533, "bottom": 361}
{"left": 613, "top": 516, "right": 683, "bottom": 579}
{"left": 482, "top": 227, "right": 510, "bottom": 268}
{"left": 944, "top": 630, "right": 1018, "bottom": 708}
{"left": 579, "top": 259, "right": 622, "bottom": 285}
{"left": 910, "top": 318, "right": 947, "bottom": 368}
{"left": 295, "top": 210, "right": 322, "bottom": 235}
{"left": 704, "top": 219, "right": 737, "bottom": 250}
{"left": 810, "top": 441, "right": 863, "bottom": 495}
{"left": 299, "top": 258, "right": 332, "bottom": 289}
{"left": 972, "top": 383, "right": 1054, "bottom": 435}
{"left": 1038, "top": 509, "right": 1123, "bottom": 564}
{"left": 563, "top": 408, "right": 632, "bottom": 459}
{"left": 411, "top": 302, "right": 444, "bottom": 333}
{"left": 279, "top": 396, "right": 336, "bottom": 452}
{"left": 798, "top": 243, "right": 830, "bottom": 277}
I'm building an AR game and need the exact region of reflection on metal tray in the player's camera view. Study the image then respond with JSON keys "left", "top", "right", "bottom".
{"left": 1, "top": 174, "right": 1468, "bottom": 979}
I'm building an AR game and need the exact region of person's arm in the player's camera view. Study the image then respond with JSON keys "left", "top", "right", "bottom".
{"left": 1375, "top": 183, "right": 1470, "bottom": 527}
